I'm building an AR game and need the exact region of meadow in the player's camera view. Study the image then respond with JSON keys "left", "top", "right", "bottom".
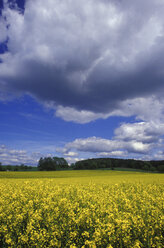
{"left": 0, "top": 170, "right": 163, "bottom": 247}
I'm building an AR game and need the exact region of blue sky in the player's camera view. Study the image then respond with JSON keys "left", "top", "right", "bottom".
{"left": 1, "top": 0, "right": 164, "bottom": 165}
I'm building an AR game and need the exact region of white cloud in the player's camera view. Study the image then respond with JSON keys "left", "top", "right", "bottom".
{"left": 115, "top": 121, "right": 164, "bottom": 143}
{"left": 63, "top": 151, "right": 79, "bottom": 157}
{"left": 97, "top": 151, "right": 126, "bottom": 157}
{"left": 0, "top": 18, "right": 7, "bottom": 43}
{"left": 55, "top": 105, "right": 110, "bottom": 124}
{"left": 1, "top": 1, "right": 164, "bottom": 163}
{"left": 0, "top": 144, "right": 79, "bottom": 166}
{"left": 0, "top": 145, "right": 41, "bottom": 165}
{"left": 1, "top": 0, "right": 164, "bottom": 122}
{"left": 153, "top": 150, "right": 164, "bottom": 160}
{"left": 114, "top": 96, "right": 164, "bottom": 122}
{"left": 57, "top": 120, "right": 164, "bottom": 159}
{"left": 63, "top": 136, "right": 151, "bottom": 155}
{"left": 65, "top": 156, "right": 82, "bottom": 165}
{"left": 55, "top": 96, "right": 164, "bottom": 123}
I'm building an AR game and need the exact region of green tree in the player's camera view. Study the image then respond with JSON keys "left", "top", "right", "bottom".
{"left": 0, "top": 162, "right": 2, "bottom": 171}
{"left": 38, "top": 156, "right": 68, "bottom": 171}
{"left": 70, "top": 163, "right": 75, "bottom": 169}
{"left": 142, "top": 162, "right": 151, "bottom": 171}
{"left": 6, "top": 165, "right": 12, "bottom": 171}
{"left": 38, "top": 157, "right": 56, "bottom": 171}
{"left": 53, "top": 157, "right": 68, "bottom": 169}
{"left": 149, "top": 166, "right": 156, "bottom": 172}
{"left": 14, "top": 165, "right": 19, "bottom": 171}
{"left": 106, "top": 159, "right": 112, "bottom": 168}
{"left": 90, "top": 161, "right": 98, "bottom": 169}
{"left": 20, "top": 164, "right": 26, "bottom": 170}
{"left": 157, "top": 165, "right": 164, "bottom": 173}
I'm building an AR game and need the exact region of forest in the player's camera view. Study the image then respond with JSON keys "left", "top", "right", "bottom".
{"left": 73, "top": 158, "right": 164, "bottom": 172}
{"left": 0, "top": 157, "right": 164, "bottom": 172}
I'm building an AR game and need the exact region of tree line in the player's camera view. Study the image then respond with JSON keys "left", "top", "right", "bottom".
{"left": 0, "top": 162, "right": 33, "bottom": 171}
{"left": 0, "top": 157, "right": 69, "bottom": 171}
{"left": 73, "top": 158, "right": 164, "bottom": 172}
{"left": 0, "top": 157, "right": 164, "bottom": 172}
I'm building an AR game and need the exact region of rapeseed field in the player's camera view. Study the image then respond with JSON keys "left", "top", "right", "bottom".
{"left": 0, "top": 171, "right": 163, "bottom": 247}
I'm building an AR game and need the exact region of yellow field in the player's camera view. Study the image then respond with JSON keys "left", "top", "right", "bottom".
{"left": 0, "top": 171, "right": 163, "bottom": 247}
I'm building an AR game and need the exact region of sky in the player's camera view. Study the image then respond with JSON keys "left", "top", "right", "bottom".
{"left": 1, "top": 0, "right": 164, "bottom": 165}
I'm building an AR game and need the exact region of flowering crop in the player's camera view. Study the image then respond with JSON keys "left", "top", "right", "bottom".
{"left": 0, "top": 171, "right": 163, "bottom": 247}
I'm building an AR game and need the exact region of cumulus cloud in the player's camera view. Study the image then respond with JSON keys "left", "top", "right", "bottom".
{"left": 55, "top": 105, "right": 110, "bottom": 124}
{"left": 0, "top": 144, "right": 80, "bottom": 165}
{"left": 0, "top": 144, "right": 41, "bottom": 165}
{"left": 114, "top": 121, "right": 164, "bottom": 143}
{"left": 153, "top": 150, "right": 164, "bottom": 160}
{"left": 63, "top": 151, "right": 79, "bottom": 157}
{"left": 57, "top": 120, "right": 164, "bottom": 159}
{"left": 56, "top": 96, "right": 164, "bottom": 123}
{"left": 1, "top": 0, "right": 164, "bottom": 162}
{"left": 65, "top": 156, "right": 82, "bottom": 165}
{"left": 0, "top": 18, "right": 7, "bottom": 43}
{"left": 63, "top": 136, "right": 151, "bottom": 155}
{"left": 1, "top": 0, "right": 164, "bottom": 122}
{"left": 97, "top": 151, "right": 126, "bottom": 157}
